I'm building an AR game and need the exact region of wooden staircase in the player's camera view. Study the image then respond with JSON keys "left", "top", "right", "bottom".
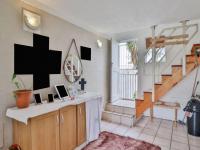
{"left": 135, "top": 44, "right": 200, "bottom": 119}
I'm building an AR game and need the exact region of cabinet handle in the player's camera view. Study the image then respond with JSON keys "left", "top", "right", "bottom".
{"left": 56, "top": 115, "right": 59, "bottom": 124}
{"left": 79, "top": 107, "right": 82, "bottom": 114}
{"left": 61, "top": 114, "right": 64, "bottom": 123}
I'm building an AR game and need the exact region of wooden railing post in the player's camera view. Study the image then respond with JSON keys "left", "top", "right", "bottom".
{"left": 181, "top": 20, "right": 188, "bottom": 76}
{"left": 151, "top": 25, "right": 157, "bottom": 120}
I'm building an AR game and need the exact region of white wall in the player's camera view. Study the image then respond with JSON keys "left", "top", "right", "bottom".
{"left": 114, "top": 19, "right": 200, "bottom": 120}
{"left": 0, "top": 0, "right": 110, "bottom": 149}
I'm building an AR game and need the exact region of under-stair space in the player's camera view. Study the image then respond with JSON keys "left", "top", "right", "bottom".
{"left": 102, "top": 101, "right": 137, "bottom": 127}
{"left": 135, "top": 44, "right": 200, "bottom": 119}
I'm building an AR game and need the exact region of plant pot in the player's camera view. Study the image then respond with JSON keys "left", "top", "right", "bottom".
{"left": 14, "top": 90, "right": 32, "bottom": 109}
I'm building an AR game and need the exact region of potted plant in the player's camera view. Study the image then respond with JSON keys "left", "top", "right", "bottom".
{"left": 12, "top": 74, "right": 32, "bottom": 108}
{"left": 8, "top": 144, "right": 21, "bottom": 150}
{"left": 127, "top": 41, "right": 138, "bottom": 69}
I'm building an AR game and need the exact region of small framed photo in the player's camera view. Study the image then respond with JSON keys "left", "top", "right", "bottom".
{"left": 48, "top": 94, "right": 54, "bottom": 103}
{"left": 34, "top": 93, "right": 42, "bottom": 104}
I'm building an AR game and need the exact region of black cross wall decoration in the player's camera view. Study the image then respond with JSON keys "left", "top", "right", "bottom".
{"left": 14, "top": 34, "right": 62, "bottom": 90}
{"left": 79, "top": 78, "right": 87, "bottom": 91}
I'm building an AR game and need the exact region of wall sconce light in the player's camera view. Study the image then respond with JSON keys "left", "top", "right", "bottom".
{"left": 23, "top": 9, "right": 41, "bottom": 33}
{"left": 97, "top": 40, "right": 103, "bottom": 48}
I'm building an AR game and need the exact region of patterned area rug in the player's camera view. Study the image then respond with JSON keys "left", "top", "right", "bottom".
{"left": 82, "top": 131, "right": 161, "bottom": 150}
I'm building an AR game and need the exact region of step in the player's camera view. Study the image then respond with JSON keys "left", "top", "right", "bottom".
{"left": 154, "top": 83, "right": 162, "bottom": 90}
{"left": 186, "top": 54, "right": 200, "bottom": 63}
{"left": 162, "top": 74, "right": 172, "bottom": 83}
{"left": 102, "top": 103, "right": 136, "bottom": 127}
{"left": 191, "top": 44, "right": 200, "bottom": 54}
{"left": 172, "top": 65, "right": 182, "bottom": 75}
{"left": 186, "top": 54, "right": 195, "bottom": 63}
{"left": 105, "top": 103, "right": 135, "bottom": 115}
{"left": 102, "top": 110, "right": 135, "bottom": 127}
{"left": 186, "top": 62, "right": 196, "bottom": 74}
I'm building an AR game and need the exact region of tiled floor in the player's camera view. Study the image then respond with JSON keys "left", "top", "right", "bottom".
{"left": 101, "top": 117, "right": 200, "bottom": 150}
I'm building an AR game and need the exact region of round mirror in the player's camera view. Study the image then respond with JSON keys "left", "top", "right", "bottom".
{"left": 63, "top": 39, "right": 83, "bottom": 83}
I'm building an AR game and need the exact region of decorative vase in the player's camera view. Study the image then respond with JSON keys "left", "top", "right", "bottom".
{"left": 14, "top": 90, "right": 32, "bottom": 109}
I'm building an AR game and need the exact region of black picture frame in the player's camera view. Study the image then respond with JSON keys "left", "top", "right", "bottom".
{"left": 80, "top": 46, "right": 91, "bottom": 61}
{"left": 48, "top": 94, "right": 54, "bottom": 103}
{"left": 34, "top": 93, "right": 42, "bottom": 104}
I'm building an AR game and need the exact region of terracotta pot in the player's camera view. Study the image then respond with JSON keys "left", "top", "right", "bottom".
{"left": 14, "top": 90, "right": 32, "bottom": 109}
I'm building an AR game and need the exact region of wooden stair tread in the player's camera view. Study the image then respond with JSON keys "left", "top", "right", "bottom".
{"left": 187, "top": 62, "right": 195, "bottom": 64}
{"left": 162, "top": 74, "right": 172, "bottom": 76}
{"left": 186, "top": 54, "right": 195, "bottom": 57}
{"left": 155, "top": 83, "right": 162, "bottom": 85}
{"left": 144, "top": 91, "right": 152, "bottom": 93}
{"left": 135, "top": 99, "right": 144, "bottom": 101}
{"left": 172, "top": 65, "right": 182, "bottom": 67}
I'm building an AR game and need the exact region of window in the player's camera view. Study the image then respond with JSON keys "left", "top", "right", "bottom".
{"left": 119, "top": 43, "right": 134, "bottom": 69}
{"left": 145, "top": 48, "right": 152, "bottom": 63}
{"left": 145, "top": 47, "right": 166, "bottom": 63}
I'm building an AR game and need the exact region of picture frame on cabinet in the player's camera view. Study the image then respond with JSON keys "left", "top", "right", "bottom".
{"left": 34, "top": 93, "right": 42, "bottom": 104}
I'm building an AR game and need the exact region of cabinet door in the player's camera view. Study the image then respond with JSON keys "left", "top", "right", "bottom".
{"left": 60, "top": 105, "right": 77, "bottom": 150}
{"left": 77, "top": 103, "right": 86, "bottom": 146}
{"left": 31, "top": 111, "right": 60, "bottom": 150}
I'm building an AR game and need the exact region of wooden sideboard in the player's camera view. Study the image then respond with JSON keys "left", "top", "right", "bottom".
{"left": 13, "top": 103, "right": 86, "bottom": 150}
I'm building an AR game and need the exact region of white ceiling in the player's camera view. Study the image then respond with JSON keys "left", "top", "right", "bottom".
{"left": 24, "top": 0, "right": 200, "bottom": 37}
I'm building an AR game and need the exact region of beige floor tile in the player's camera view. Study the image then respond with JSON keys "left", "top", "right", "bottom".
{"left": 188, "top": 135, "right": 200, "bottom": 148}
{"left": 158, "top": 145, "right": 169, "bottom": 150}
{"left": 151, "top": 117, "right": 162, "bottom": 123}
{"left": 156, "top": 128, "right": 172, "bottom": 140}
{"left": 173, "top": 124, "right": 187, "bottom": 133}
{"left": 142, "top": 127, "right": 157, "bottom": 136}
{"left": 146, "top": 120, "right": 160, "bottom": 126}
{"left": 171, "top": 141, "right": 189, "bottom": 150}
{"left": 112, "top": 125, "right": 129, "bottom": 136}
{"left": 153, "top": 136, "right": 171, "bottom": 148}
{"left": 136, "top": 118, "right": 149, "bottom": 127}
{"left": 173, "top": 129, "right": 188, "bottom": 138}
{"left": 190, "top": 146, "right": 200, "bottom": 150}
{"left": 138, "top": 133, "right": 155, "bottom": 143}
{"left": 161, "top": 119, "right": 173, "bottom": 124}
{"left": 160, "top": 120, "right": 173, "bottom": 129}
{"left": 172, "top": 134, "right": 188, "bottom": 144}
{"left": 129, "top": 126, "right": 144, "bottom": 133}
{"left": 145, "top": 123, "right": 159, "bottom": 131}
{"left": 124, "top": 128, "right": 141, "bottom": 139}
{"left": 101, "top": 121, "right": 119, "bottom": 132}
{"left": 158, "top": 126, "right": 172, "bottom": 133}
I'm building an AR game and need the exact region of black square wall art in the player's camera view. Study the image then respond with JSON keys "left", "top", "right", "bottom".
{"left": 80, "top": 46, "right": 91, "bottom": 61}
{"left": 14, "top": 34, "right": 62, "bottom": 90}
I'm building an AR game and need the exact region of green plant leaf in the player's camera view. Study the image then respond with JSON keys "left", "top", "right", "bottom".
{"left": 14, "top": 82, "right": 20, "bottom": 89}
{"left": 12, "top": 73, "right": 16, "bottom": 81}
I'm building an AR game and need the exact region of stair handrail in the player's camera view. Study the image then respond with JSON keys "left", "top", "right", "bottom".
{"left": 158, "top": 23, "right": 198, "bottom": 77}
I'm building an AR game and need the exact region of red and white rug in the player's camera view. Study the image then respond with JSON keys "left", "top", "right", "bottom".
{"left": 82, "top": 131, "right": 161, "bottom": 150}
